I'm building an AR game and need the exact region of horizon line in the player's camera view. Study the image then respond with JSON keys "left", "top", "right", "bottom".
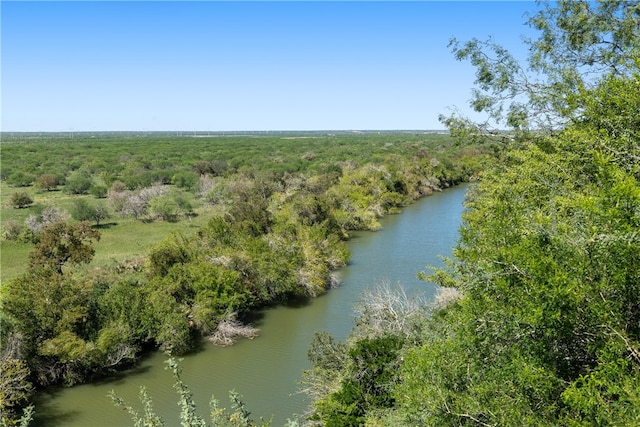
{"left": 1, "top": 129, "right": 451, "bottom": 135}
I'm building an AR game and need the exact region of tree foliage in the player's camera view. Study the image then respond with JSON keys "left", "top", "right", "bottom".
{"left": 34, "top": 173, "right": 60, "bottom": 191}
{"left": 306, "top": 2, "right": 640, "bottom": 425}
{"left": 7, "top": 192, "right": 33, "bottom": 209}
{"left": 441, "top": 0, "right": 640, "bottom": 139}
{"left": 394, "top": 106, "right": 640, "bottom": 424}
{"left": 71, "top": 199, "right": 111, "bottom": 226}
{"left": 0, "top": 358, "right": 34, "bottom": 425}
{"left": 64, "top": 170, "right": 92, "bottom": 194}
{"left": 28, "top": 221, "right": 100, "bottom": 273}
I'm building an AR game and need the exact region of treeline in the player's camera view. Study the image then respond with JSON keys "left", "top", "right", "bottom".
{"left": 0, "top": 133, "right": 470, "bottom": 190}
{"left": 304, "top": 2, "right": 640, "bottom": 425}
{"left": 0, "top": 134, "right": 489, "bottom": 424}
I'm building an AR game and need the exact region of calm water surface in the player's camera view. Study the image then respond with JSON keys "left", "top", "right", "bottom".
{"left": 33, "top": 184, "right": 469, "bottom": 426}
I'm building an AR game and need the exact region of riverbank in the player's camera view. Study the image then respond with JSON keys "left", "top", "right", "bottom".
{"left": 30, "top": 185, "right": 470, "bottom": 426}
{"left": 2, "top": 133, "right": 491, "bottom": 425}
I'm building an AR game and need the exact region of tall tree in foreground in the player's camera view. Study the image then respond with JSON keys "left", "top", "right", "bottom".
{"left": 440, "top": 0, "right": 640, "bottom": 141}
{"left": 397, "top": 1, "right": 640, "bottom": 425}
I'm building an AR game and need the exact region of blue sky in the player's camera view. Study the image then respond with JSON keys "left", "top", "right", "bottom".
{"left": 2, "top": 1, "right": 539, "bottom": 132}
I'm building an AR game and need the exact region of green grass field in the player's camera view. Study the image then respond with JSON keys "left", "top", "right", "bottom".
{"left": 1, "top": 181, "right": 219, "bottom": 283}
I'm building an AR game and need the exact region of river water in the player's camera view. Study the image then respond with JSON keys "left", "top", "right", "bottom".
{"left": 33, "top": 184, "right": 468, "bottom": 426}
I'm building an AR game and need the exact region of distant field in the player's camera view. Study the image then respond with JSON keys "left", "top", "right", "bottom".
{"left": 1, "top": 132, "right": 480, "bottom": 284}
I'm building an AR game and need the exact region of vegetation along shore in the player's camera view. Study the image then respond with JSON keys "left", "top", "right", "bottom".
{"left": 0, "top": 131, "right": 490, "bottom": 424}
{"left": 2, "top": 0, "right": 639, "bottom": 425}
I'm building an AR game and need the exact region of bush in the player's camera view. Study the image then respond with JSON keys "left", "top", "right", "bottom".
{"left": 149, "top": 196, "right": 178, "bottom": 222}
{"left": 6, "top": 172, "right": 34, "bottom": 187}
{"left": 34, "top": 173, "right": 60, "bottom": 191}
{"left": 0, "top": 358, "right": 34, "bottom": 426}
{"left": 71, "top": 199, "right": 111, "bottom": 226}
{"left": 71, "top": 199, "right": 95, "bottom": 222}
{"left": 65, "top": 172, "right": 92, "bottom": 195}
{"left": 314, "top": 335, "right": 403, "bottom": 426}
{"left": 8, "top": 192, "right": 33, "bottom": 209}
{"left": 171, "top": 170, "right": 198, "bottom": 190}
{"left": 89, "top": 184, "right": 108, "bottom": 198}
{"left": 2, "top": 221, "right": 24, "bottom": 241}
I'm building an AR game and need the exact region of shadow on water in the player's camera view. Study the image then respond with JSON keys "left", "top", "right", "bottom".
{"left": 32, "top": 407, "right": 81, "bottom": 427}
{"left": 88, "top": 363, "right": 154, "bottom": 388}
{"left": 32, "top": 360, "right": 156, "bottom": 425}
{"left": 33, "top": 352, "right": 173, "bottom": 426}
{"left": 32, "top": 387, "right": 82, "bottom": 427}
{"left": 280, "top": 295, "right": 313, "bottom": 309}
{"left": 242, "top": 295, "right": 313, "bottom": 329}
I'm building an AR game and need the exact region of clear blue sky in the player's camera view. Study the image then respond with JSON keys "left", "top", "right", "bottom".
{"left": 2, "top": 1, "right": 539, "bottom": 132}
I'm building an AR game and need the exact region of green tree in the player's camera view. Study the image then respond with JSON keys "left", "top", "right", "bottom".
{"left": 91, "top": 203, "right": 111, "bottom": 226}
{"left": 71, "top": 199, "right": 111, "bottom": 226}
{"left": 441, "top": 0, "right": 640, "bottom": 140}
{"left": 34, "top": 173, "right": 60, "bottom": 191}
{"left": 314, "top": 335, "right": 402, "bottom": 427}
{"left": 171, "top": 170, "right": 198, "bottom": 190}
{"left": 1, "top": 221, "right": 25, "bottom": 241}
{"left": 146, "top": 233, "right": 192, "bottom": 277}
{"left": 397, "top": 60, "right": 640, "bottom": 427}
{"left": 89, "top": 183, "right": 108, "bottom": 198}
{"left": 29, "top": 221, "right": 100, "bottom": 273}
{"left": 0, "top": 358, "right": 34, "bottom": 425}
{"left": 192, "top": 159, "right": 229, "bottom": 176}
{"left": 149, "top": 196, "right": 178, "bottom": 222}
{"left": 65, "top": 171, "right": 92, "bottom": 194}
{"left": 6, "top": 172, "right": 34, "bottom": 187}
{"left": 1, "top": 267, "right": 94, "bottom": 385}
{"left": 71, "top": 199, "right": 96, "bottom": 222}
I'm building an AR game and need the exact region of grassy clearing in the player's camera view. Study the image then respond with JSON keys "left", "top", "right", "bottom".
{"left": 89, "top": 205, "right": 218, "bottom": 265}
{"left": 0, "top": 204, "right": 219, "bottom": 284}
{"left": 0, "top": 241, "right": 31, "bottom": 283}
{"left": 0, "top": 180, "right": 219, "bottom": 283}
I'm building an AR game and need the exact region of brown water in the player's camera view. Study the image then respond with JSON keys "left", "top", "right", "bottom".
{"left": 33, "top": 184, "right": 469, "bottom": 426}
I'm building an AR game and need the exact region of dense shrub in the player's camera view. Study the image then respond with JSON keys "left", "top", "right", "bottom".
{"left": 6, "top": 172, "right": 34, "bottom": 187}
{"left": 8, "top": 192, "right": 33, "bottom": 209}
{"left": 89, "top": 184, "right": 108, "bottom": 198}
{"left": 65, "top": 171, "right": 92, "bottom": 194}
{"left": 34, "top": 173, "right": 60, "bottom": 191}
{"left": 1, "top": 220, "right": 24, "bottom": 241}
{"left": 171, "top": 170, "right": 198, "bottom": 190}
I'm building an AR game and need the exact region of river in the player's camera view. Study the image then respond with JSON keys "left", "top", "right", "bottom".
{"left": 32, "top": 184, "right": 469, "bottom": 426}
